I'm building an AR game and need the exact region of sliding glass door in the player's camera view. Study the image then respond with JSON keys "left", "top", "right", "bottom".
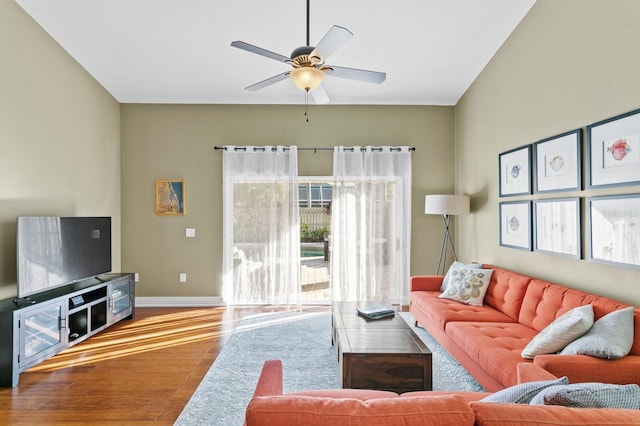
{"left": 222, "top": 146, "right": 411, "bottom": 306}
{"left": 299, "top": 180, "right": 332, "bottom": 304}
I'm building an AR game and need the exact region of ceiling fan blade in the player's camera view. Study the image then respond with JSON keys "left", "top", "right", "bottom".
{"left": 311, "top": 84, "right": 330, "bottom": 104}
{"left": 231, "top": 41, "right": 290, "bottom": 63}
{"left": 309, "top": 25, "right": 353, "bottom": 63}
{"left": 245, "top": 72, "right": 291, "bottom": 91}
{"left": 324, "top": 65, "right": 386, "bottom": 84}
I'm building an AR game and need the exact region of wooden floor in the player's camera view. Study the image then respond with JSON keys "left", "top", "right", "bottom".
{"left": 0, "top": 305, "right": 327, "bottom": 425}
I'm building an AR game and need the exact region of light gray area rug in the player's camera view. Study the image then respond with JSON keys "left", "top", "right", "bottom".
{"left": 174, "top": 310, "right": 484, "bottom": 426}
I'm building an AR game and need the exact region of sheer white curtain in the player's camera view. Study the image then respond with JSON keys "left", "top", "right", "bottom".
{"left": 330, "top": 146, "right": 412, "bottom": 304}
{"left": 222, "top": 146, "right": 301, "bottom": 305}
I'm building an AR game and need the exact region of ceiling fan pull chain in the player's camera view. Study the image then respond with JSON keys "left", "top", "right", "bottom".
{"left": 305, "top": 89, "right": 310, "bottom": 122}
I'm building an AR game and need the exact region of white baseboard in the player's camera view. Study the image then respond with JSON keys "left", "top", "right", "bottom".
{"left": 135, "top": 296, "right": 225, "bottom": 307}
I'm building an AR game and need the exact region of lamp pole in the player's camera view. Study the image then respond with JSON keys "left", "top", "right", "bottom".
{"left": 436, "top": 214, "right": 458, "bottom": 276}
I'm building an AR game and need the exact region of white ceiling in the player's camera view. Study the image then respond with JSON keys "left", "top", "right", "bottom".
{"left": 15, "top": 0, "right": 536, "bottom": 105}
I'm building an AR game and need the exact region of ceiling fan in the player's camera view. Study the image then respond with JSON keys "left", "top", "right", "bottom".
{"left": 230, "top": 0, "right": 386, "bottom": 104}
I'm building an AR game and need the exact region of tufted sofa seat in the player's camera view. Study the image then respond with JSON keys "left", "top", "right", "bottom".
{"left": 245, "top": 360, "right": 640, "bottom": 426}
{"left": 409, "top": 264, "right": 640, "bottom": 392}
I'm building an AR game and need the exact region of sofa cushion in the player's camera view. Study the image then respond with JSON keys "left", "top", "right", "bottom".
{"left": 481, "top": 265, "right": 532, "bottom": 321}
{"left": 519, "top": 280, "right": 629, "bottom": 330}
{"left": 245, "top": 394, "right": 476, "bottom": 426}
{"left": 533, "top": 353, "right": 640, "bottom": 386}
{"left": 521, "top": 305, "right": 594, "bottom": 359}
{"left": 470, "top": 401, "right": 640, "bottom": 425}
{"left": 520, "top": 281, "right": 640, "bottom": 357}
{"left": 561, "top": 307, "right": 635, "bottom": 359}
{"left": 290, "top": 389, "right": 399, "bottom": 399}
{"left": 439, "top": 268, "right": 494, "bottom": 306}
{"left": 446, "top": 321, "right": 537, "bottom": 387}
{"left": 400, "top": 390, "right": 490, "bottom": 402}
{"left": 529, "top": 383, "right": 640, "bottom": 409}
{"left": 441, "top": 261, "right": 483, "bottom": 291}
{"left": 410, "top": 291, "right": 516, "bottom": 332}
{"left": 480, "top": 376, "right": 568, "bottom": 404}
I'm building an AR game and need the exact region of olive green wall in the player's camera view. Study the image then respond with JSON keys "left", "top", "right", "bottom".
{"left": 0, "top": 2, "right": 122, "bottom": 300}
{"left": 456, "top": 0, "right": 640, "bottom": 305}
{"left": 120, "top": 104, "right": 454, "bottom": 299}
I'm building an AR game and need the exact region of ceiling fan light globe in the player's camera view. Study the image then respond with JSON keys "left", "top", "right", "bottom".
{"left": 290, "top": 67, "right": 325, "bottom": 91}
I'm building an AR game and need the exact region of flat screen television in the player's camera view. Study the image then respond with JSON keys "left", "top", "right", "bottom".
{"left": 17, "top": 217, "right": 112, "bottom": 298}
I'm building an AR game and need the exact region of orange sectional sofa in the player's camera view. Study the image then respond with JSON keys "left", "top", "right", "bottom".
{"left": 244, "top": 360, "right": 640, "bottom": 426}
{"left": 409, "top": 264, "right": 640, "bottom": 392}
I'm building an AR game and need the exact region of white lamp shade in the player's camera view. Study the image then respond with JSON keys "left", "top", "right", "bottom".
{"left": 424, "top": 194, "right": 470, "bottom": 215}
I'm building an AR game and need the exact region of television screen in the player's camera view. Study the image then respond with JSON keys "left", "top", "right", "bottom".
{"left": 17, "top": 217, "right": 112, "bottom": 298}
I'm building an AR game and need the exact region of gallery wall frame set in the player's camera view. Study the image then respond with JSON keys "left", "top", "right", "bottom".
{"left": 587, "top": 108, "right": 640, "bottom": 189}
{"left": 587, "top": 193, "right": 640, "bottom": 270}
{"left": 499, "top": 145, "right": 531, "bottom": 197}
{"left": 533, "top": 129, "right": 582, "bottom": 193}
{"left": 497, "top": 106, "right": 640, "bottom": 270}
{"left": 155, "top": 179, "right": 186, "bottom": 215}
{"left": 533, "top": 198, "right": 581, "bottom": 259}
{"left": 499, "top": 200, "right": 532, "bottom": 251}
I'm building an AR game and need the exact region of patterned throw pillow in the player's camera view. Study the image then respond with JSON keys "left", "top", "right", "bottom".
{"left": 560, "top": 307, "right": 635, "bottom": 359}
{"left": 530, "top": 383, "right": 640, "bottom": 409}
{"left": 521, "top": 305, "right": 593, "bottom": 359}
{"left": 440, "top": 261, "right": 483, "bottom": 291}
{"left": 438, "top": 268, "right": 494, "bottom": 306}
{"left": 480, "top": 376, "right": 569, "bottom": 404}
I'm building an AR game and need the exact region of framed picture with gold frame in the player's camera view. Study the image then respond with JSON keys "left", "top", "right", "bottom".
{"left": 155, "top": 179, "right": 185, "bottom": 215}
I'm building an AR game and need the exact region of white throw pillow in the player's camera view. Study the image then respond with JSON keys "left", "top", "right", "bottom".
{"left": 440, "top": 261, "right": 483, "bottom": 291}
{"left": 560, "top": 307, "right": 635, "bottom": 359}
{"left": 521, "top": 305, "right": 594, "bottom": 359}
{"left": 438, "top": 268, "right": 494, "bottom": 306}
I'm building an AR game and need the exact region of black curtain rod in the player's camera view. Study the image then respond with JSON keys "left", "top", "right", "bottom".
{"left": 213, "top": 146, "right": 415, "bottom": 152}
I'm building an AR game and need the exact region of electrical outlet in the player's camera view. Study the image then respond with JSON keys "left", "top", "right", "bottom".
{"left": 134, "top": 273, "right": 140, "bottom": 282}
{"left": 179, "top": 272, "right": 187, "bottom": 283}
{"left": 186, "top": 228, "right": 196, "bottom": 237}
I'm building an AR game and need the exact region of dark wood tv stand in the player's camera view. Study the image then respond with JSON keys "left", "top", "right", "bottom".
{"left": 0, "top": 273, "right": 135, "bottom": 387}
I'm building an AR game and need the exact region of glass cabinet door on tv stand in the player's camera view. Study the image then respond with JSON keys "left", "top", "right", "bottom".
{"left": 18, "top": 301, "right": 66, "bottom": 371}
{"left": 108, "top": 275, "right": 134, "bottom": 323}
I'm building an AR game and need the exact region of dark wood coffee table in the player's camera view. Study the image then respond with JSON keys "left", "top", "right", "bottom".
{"left": 332, "top": 301, "right": 432, "bottom": 393}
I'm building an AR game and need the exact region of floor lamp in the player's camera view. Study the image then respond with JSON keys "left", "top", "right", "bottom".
{"left": 424, "top": 194, "right": 470, "bottom": 275}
